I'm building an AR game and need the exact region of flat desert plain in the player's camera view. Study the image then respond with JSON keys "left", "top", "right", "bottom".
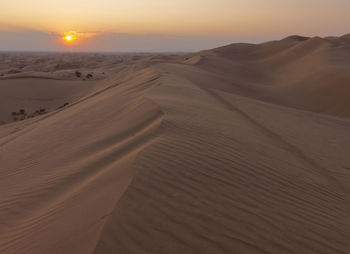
{"left": 1, "top": 35, "right": 350, "bottom": 254}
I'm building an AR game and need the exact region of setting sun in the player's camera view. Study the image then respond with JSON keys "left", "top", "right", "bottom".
{"left": 65, "top": 35, "right": 72, "bottom": 41}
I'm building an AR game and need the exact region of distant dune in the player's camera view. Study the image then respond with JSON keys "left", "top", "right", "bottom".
{"left": 1, "top": 35, "right": 350, "bottom": 254}
{"left": 200, "top": 34, "right": 350, "bottom": 117}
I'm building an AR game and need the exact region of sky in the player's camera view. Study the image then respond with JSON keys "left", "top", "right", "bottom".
{"left": 1, "top": 0, "right": 350, "bottom": 52}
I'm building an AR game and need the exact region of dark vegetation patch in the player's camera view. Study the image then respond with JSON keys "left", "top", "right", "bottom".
{"left": 11, "top": 108, "right": 47, "bottom": 121}
{"left": 75, "top": 71, "right": 82, "bottom": 78}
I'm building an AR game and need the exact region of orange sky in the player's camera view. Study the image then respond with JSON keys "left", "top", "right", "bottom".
{"left": 1, "top": 0, "right": 350, "bottom": 37}
{"left": 1, "top": 0, "right": 350, "bottom": 51}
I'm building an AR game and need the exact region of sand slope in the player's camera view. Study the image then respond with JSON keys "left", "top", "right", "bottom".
{"left": 1, "top": 35, "right": 350, "bottom": 253}
{"left": 94, "top": 62, "right": 350, "bottom": 254}
{"left": 0, "top": 66, "right": 163, "bottom": 253}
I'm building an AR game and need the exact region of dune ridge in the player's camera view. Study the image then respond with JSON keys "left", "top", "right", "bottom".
{"left": 94, "top": 61, "right": 350, "bottom": 254}
{"left": 1, "top": 34, "right": 350, "bottom": 253}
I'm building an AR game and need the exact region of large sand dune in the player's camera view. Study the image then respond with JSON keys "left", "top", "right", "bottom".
{"left": 1, "top": 35, "right": 350, "bottom": 253}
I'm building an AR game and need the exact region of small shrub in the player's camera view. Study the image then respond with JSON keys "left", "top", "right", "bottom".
{"left": 86, "top": 73, "right": 93, "bottom": 79}
{"left": 19, "top": 109, "right": 25, "bottom": 115}
{"left": 75, "top": 71, "right": 82, "bottom": 78}
{"left": 57, "top": 102, "right": 69, "bottom": 109}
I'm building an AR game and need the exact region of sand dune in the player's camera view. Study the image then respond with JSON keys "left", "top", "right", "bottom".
{"left": 1, "top": 35, "right": 350, "bottom": 253}
{"left": 201, "top": 35, "right": 350, "bottom": 116}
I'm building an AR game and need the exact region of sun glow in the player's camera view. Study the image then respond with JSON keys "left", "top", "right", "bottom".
{"left": 61, "top": 31, "right": 97, "bottom": 47}
{"left": 63, "top": 32, "right": 77, "bottom": 43}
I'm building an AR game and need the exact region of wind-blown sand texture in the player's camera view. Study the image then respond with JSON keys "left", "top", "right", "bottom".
{"left": 1, "top": 35, "right": 350, "bottom": 253}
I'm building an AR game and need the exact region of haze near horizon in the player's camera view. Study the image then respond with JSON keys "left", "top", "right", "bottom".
{"left": 1, "top": 0, "right": 350, "bottom": 51}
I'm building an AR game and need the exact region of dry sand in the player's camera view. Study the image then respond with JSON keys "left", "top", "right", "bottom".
{"left": 1, "top": 35, "right": 350, "bottom": 253}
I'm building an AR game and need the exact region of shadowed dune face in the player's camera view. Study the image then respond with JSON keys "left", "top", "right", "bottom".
{"left": 1, "top": 35, "right": 350, "bottom": 254}
{"left": 0, "top": 78, "right": 97, "bottom": 123}
{"left": 0, "top": 53, "right": 162, "bottom": 124}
